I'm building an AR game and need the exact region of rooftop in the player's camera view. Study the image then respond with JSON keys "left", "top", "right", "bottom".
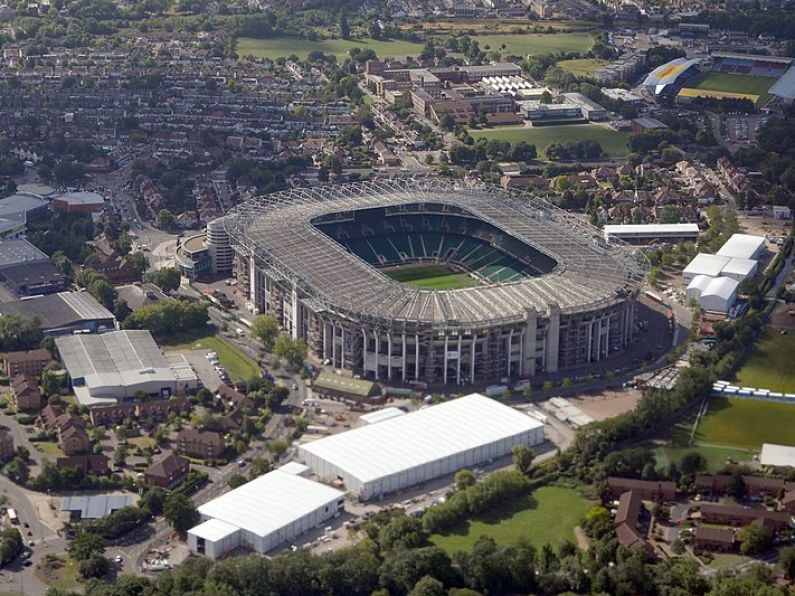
{"left": 0, "top": 238, "right": 49, "bottom": 269}
{"left": 60, "top": 494, "right": 135, "bottom": 519}
{"left": 54, "top": 191, "right": 105, "bottom": 206}
{"left": 196, "top": 470, "right": 345, "bottom": 540}
{"left": 299, "top": 393, "right": 543, "bottom": 484}
{"left": 715, "top": 233, "right": 765, "bottom": 260}
{"left": 312, "top": 372, "right": 375, "bottom": 398}
{"left": 0, "top": 291, "right": 115, "bottom": 332}
{"left": 760, "top": 443, "right": 795, "bottom": 468}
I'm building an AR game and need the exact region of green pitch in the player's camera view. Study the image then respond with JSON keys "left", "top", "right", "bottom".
{"left": 695, "top": 396, "right": 795, "bottom": 450}
{"left": 732, "top": 329, "right": 795, "bottom": 393}
{"left": 469, "top": 124, "right": 629, "bottom": 158}
{"left": 382, "top": 263, "right": 479, "bottom": 290}
{"left": 693, "top": 71, "right": 776, "bottom": 97}
{"left": 431, "top": 486, "right": 593, "bottom": 553}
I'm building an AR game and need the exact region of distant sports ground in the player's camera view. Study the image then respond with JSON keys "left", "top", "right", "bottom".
{"left": 382, "top": 263, "right": 479, "bottom": 290}
{"left": 695, "top": 396, "right": 795, "bottom": 450}
{"left": 469, "top": 124, "right": 629, "bottom": 158}
{"left": 679, "top": 72, "right": 777, "bottom": 105}
{"left": 557, "top": 58, "right": 610, "bottom": 77}
{"left": 731, "top": 329, "right": 795, "bottom": 393}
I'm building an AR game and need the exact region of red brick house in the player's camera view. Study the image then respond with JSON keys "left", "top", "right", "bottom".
{"left": 694, "top": 527, "right": 734, "bottom": 552}
{"left": 145, "top": 452, "right": 190, "bottom": 488}
{"left": 57, "top": 454, "right": 109, "bottom": 475}
{"left": 3, "top": 348, "right": 52, "bottom": 377}
{"left": 10, "top": 374, "right": 42, "bottom": 411}
{"left": 607, "top": 477, "right": 677, "bottom": 501}
{"left": 175, "top": 429, "right": 224, "bottom": 460}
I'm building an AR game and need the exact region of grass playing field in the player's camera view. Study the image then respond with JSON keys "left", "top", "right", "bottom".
{"left": 236, "top": 37, "right": 425, "bottom": 60}
{"left": 431, "top": 486, "right": 593, "bottom": 553}
{"left": 681, "top": 71, "right": 777, "bottom": 105}
{"left": 731, "top": 329, "right": 795, "bottom": 393}
{"left": 556, "top": 58, "right": 609, "bottom": 78}
{"left": 460, "top": 32, "right": 594, "bottom": 57}
{"left": 160, "top": 327, "right": 261, "bottom": 382}
{"left": 695, "top": 396, "right": 795, "bottom": 450}
{"left": 469, "top": 124, "right": 629, "bottom": 158}
{"left": 382, "top": 264, "right": 479, "bottom": 290}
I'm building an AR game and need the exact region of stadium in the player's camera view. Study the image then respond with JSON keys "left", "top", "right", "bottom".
{"left": 677, "top": 53, "right": 794, "bottom": 106}
{"left": 223, "top": 179, "right": 648, "bottom": 386}
{"left": 642, "top": 57, "right": 702, "bottom": 98}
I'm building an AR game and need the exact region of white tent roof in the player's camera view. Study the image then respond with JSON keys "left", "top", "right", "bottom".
{"left": 684, "top": 253, "right": 730, "bottom": 278}
{"left": 760, "top": 443, "right": 795, "bottom": 468}
{"left": 703, "top": 276, "right": 739, "bottom": 299}
{"left": 359, "top": 407, "right": 406, "bottom": 425}
{"left": 299, "top": 393, "right": 543, "bottom": 484}
{"left": 196, "top": 470, "right": 345, "bottom": 540}
{"left": 189, "top": 518, "right": 239, "bottom": 542}
{"left": 716, "top": 233, "right": 765, "bottom": 260}
{"left": 687, "top": 274, "right": 713, "bottom": 293}
{"left": 722, "top": 257, "right": 756, "bottom": 277}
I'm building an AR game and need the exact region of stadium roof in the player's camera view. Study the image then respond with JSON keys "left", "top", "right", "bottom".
{"left": 711, "top": 52, "right": 793, "bottom": 65}
{"left": 224, "top": 179, "right": 647, "bottom": 327}
{"left": 770, "top": 66, "right": 795, "bottom": 100}
{"left": 196, "top": 470, "right": 345, "bottom": 539}
{"left": 715, "top": 233, "right": 765, "bottom": 260}
{"left": 298, "top": 393, "right": 543, "bottom": 485}
{"left": 760, "top": 443, "right": 795, "bottom": 468}
{"left": 0, "top": 238, "right": 49, "bottom": 269}
{"left": 55, "top": 330, "right": 194, "bottom": 392}
{"left": 642, "top": 58, "right": 701, "bottom": 94}
{"left": 0, "top": 291, "right": 115, "bottom": 332}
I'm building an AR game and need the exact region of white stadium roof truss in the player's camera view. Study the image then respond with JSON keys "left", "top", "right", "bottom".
{"left": 224, "top": 179, "right": 648, "bottom": 331}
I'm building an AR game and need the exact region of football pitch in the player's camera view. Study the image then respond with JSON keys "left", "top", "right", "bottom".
{"left": 681, "top": 71, "right": 777, "bottom": 105}
{"left": 382, "top": 263, "right": 479, "bottom": 290}
{"left": 694, "top": 396, "right": 795, "bottom": 450}
{"left": 731, "top": 329, "right": 795, "bottom": 393}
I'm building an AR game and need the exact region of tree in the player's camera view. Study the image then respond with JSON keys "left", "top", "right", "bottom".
{"left": 455, "top": 469, "right": 477, "bottom": 490}
{"left": 679, "top": 451, "right": 706, "bottom": 475}
{"left": 780, "top": 546, "right": 795, "bottom": 580}
{"left": 4, "top": 457, "right": 29, "bottom": 484}
{"left": 0, "top": 528, "right": 22, "bottom": 565}
{"left": 542, "top": 380, "right": 553, "bottom": 392}
{"left": 127, "top": 252, "right": 148, "bottom": 279}
{"left": 273, "top": 334, "right": 307, "bottom": 369}
{"left": 157, "top": 209, "right": 177, "bottom": 230}
{"left": 140, "top": 487, "right": 167, "bottom": 516}
{"left": 228, "top": 474, "right": 248, "bottom": 489}
{"left": 339, "top": 10, "right": 350, "bottom": 40}
{"left": 67, "top": 532, "right": 105, "bottom": 561}
{"left": 727, "top": 472, "right": 746, "bottom": 498}
{"left": 146, "top": 267, "right": 181, "bottom": 292}
{"left": 738, "top": 524, "right": 771, "bottom": 555}
{"left": 79, "top": 553, "right": 109, "bottom": 578}
{"left": 113, "top": 445, "right": 128, "bottom": 468}
{"left": 409, "top": 576, "right": 446, "bottom": 596}
{"left": 439, "top": 114, "right": 456, "bottom": 132}
{"left": 251, "top": 315, "right": 280, "bottom": 351}
{"left": 164, "top": 492, "right": 200, "bottom": 535}
{"left": 512, "top": 445, "right": 534, "bottom": 475}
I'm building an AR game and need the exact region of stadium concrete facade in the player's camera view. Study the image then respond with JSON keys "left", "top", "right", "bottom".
{"left": 222, "top": 179, "right": 647, "bottom": 386}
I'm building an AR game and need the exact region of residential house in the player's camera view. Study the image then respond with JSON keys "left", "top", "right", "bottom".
{"left": 175, "top": 428, "right": 224, "bottom": 460}
{"left": 606, "top": 477, "right": 677, "bottom": 501}
{"left": 3, "top": 348, "right": 52, "bottom": 377}
{"left": 57, "top": 454, "right": 109, "bottom": 475}
{"left": 11, "top": 374, "right": 42, "bottom": 410}
{"left": 613, "top": 491, "right": 655, "bottom": 556}
{"left": 694, "top": 527, "right": 734, "bottom": 552}
{"left": 55, "top": 414, "right": 90, "bottom": 455}
{"left": 698, "top": 503, "right": 792, "bottom": 532}
{"left": 144, "top": 452, "right": 190, "bottom": 488}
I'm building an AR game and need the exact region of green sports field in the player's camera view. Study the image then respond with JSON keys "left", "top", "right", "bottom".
{"left": 463, "top": 32, "right": 594, "bottom": 57}
{"left": 431, "top": 486, "right": 593, "bottom": 553}
{"left": 556, "top": 58, "right": 610, "bottom": 77}
{"left": 695, "top": 396, "right": 795, "bottom": 450}
{"left": 681, "top": 71, "right": 777, "bottom": 105}
{"left": 470, "top": 124, "right": 629, "bottom": 158}
{"left": 731, "top": 329, "right": 795, "bottom": 393}
{"left": 236, "top": 37, "right": 424, "bottom": 60}
{"left": 382, "top": 264, "right": 478, "bottom": 290}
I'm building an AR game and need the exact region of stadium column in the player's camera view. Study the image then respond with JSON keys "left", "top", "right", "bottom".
{"left": 291, "top": 284, "right": 299, "bottom": 340}
{"left": 341, "top": 327, "right": 346, "bottom": 369}
{"left": 361, "top": 329, "right": 368, "bottom": 377}
{"left": 506, "top": 329, "right": 514, "bottom": 376}
{"left": 456, "top": 336, "right": 462, "bottom": 385}
{"left": 545, "top": 304, "right": 560, "bottom": 374}
{"left": 587, "top": 319, "right": 593, "bottom": 362}
{"left": 522, "top": 308, "right": 537, "bottom": 377}
{"left": 387, "top": 332, "right": 392, "bottom": 380}
{"left": 443, "top": 335, "right": 449, "bottom": 385}
{"left": 332, "top": 323, "right": 338, "bottom": 368}
{"left": 471, "top": 334, "right": 477, "bottom": 383}
{"left": 373, "top": 331, "right": 380, "bottom": 381}
{"left": 415, "top": 334, "right": 420, "bottom": 380}
{"left": 605, "top": 315, "right": 611, "bottom": 357}
{"left": 401, "top": 333, "right": 407, "bottom": 382}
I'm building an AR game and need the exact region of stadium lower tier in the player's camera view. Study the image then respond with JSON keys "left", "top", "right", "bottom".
{"left": 237, "top": 255, "right": 637, "bottom": 385}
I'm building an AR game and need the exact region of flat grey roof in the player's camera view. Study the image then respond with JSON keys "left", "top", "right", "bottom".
{"left": 56, "top": 330, "right": 170, "bottom": 380}
{"left": 61, "top": 494, "right": 135, "bottom": 519}
{"left": 0, "top": 292, "right": 115, "bottom": 331}
{"left": 0, "top": 238, "right": 49, "bottom": 270}
{"left": 0, "top": 194, "right": 48, "bottom": 218}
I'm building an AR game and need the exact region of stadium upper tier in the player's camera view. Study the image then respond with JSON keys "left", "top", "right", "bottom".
{"left": 224, "top": 179, "right": 647, "bottom": 327}
{"left": 643, "top": 58, "right": 701, "bottom": 95}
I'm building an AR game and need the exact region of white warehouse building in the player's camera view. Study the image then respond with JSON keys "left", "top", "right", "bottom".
{"left": 699, "top": 276, "right": 739, "bottom": 313}
{"left": 298, "top": 393, "right": 545, "bottom": 500}
{"left": 716, "top": 233, "right": 766, "bottom": 260}
{"left": 188, "top": 468, "right": 345, "bottom": 559}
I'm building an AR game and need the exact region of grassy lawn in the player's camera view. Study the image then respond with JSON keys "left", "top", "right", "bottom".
{"left": 431, "top": 486, "right": 592, "bottom": 553}
{"left": 470, "top": 124, "right": 629, "bottom": 158}
{"left": 128, "top": 436, "right": 156, "bottom": 450}
{"left": 557, "top": 58, "right": 609, "bottom": 77}
{"left": 32, "top": 440, "right": 64, "bottom": 457}
{"left": 695, "top": 396, "right": 795, "bottom": 450}
{"left": 707, "top": 553, "right": 749, "bottom": 570}
{"left": 680, "top": 72, "right": 777, "bottom": 105}
{"left": 382, "top": 264, "right": 480, "bottom": 290}
{"left": 160, "top": 327, "right": 260, "bottom": 382}
{"left": 731, "top": 329, "right": 795, "bottom": 393}
{"left": 35, "top": 555, "right": 80, "bottom": 590}
{"left": 458, "top": 32, "right": 593, "bottom": 56}
{"left": 236, "top": 37, "right": 424, "bottom": 60}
